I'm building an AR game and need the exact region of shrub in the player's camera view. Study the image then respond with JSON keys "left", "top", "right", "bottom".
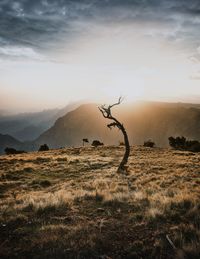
{"left": 92, "top": 140, "right": 104, "bottom": 147}
{"left": 40, "top": 180, "right": 51, "bottom": 187}
{"left": 4, "top": 147, "right": 26, "bottom": 155}
{"left": 168, "top": 136, "right": 186, "bottom": 149}
{"left": 186, "top": 141, "right": 200, "bottom": 152}
{"left": 144, "top": 140, "right": 155, "bottom": 148}
{"left": 38, "top": 144, "right": 49, "bottom": 152}
{"left": 168, "top": 136, "right": 200, "bottom": 152}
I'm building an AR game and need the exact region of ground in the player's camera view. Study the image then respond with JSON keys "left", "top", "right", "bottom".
{"left": 0, "top": 146, "right": 200, "bottom": 259}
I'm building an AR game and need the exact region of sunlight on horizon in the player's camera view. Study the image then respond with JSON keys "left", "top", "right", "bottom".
{"left": 1, "top": 23, "right": 200, "bottom": 113}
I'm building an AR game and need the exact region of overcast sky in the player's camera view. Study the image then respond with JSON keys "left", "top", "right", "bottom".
{"left": 1, "top": 0, "right": 200, "bottom": 112}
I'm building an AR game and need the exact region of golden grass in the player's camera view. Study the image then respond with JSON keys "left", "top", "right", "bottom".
{"left": 0, "top": 146, "right": 200, "bottom": 258}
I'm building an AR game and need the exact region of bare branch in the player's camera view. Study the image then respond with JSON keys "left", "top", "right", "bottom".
{"left": 99, "top": 96, "right": 124, "bottom": 119}
{"left": 98, "top": 107, "right": 108, "bottom": 118}
{"left": 109, "top": 96, "right": 123, "bottom": 109}
{"left": 107, "top": 122, "right": 118, "bottom": 129}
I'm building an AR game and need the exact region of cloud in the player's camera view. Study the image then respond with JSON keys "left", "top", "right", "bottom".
{"left": 0, "top": 0, "right": 200, "bottom": 60}
{"left": 0, "top": 46, "right": 44, "bottom": 60}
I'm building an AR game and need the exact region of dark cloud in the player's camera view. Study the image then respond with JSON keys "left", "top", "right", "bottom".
{"left": 0, "top": 0, "right": 200, "bottom": 59}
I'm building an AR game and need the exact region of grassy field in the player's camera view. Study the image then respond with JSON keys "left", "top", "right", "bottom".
{"left": 0, "top": 146, "right": 200, "bottom": 259}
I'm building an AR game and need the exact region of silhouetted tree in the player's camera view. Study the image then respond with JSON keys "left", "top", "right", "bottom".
{"left": 38, "top": 144, "right": 49, "bottom": 152}
{"left": 92, "top": 140, "right": 104, "bottom": 147}
{"left": 82, "top": 138, "right": 89, "bottom": 146}
{"left": 99, "top": 97, "right": 130, "bottom": 173}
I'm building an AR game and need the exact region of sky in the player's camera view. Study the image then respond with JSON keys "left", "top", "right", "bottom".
{"left": 0, "top": 0, "right": 200, "bottom": 113}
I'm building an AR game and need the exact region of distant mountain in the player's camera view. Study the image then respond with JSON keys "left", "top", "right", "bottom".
{"left": 0, "top": 134, "right": 22, "bottom": 154}
{"left": 13, "top": 125, "right": 47, "bottom": 141}
{"left": 1, "top": 101, "right": 200, "bottom": 154}
{"left": 35, "top": 102, "right": 200, "bottom": 149}
{"left": 35, "top": 103, "right": 117, "bottom": 148}
{"left": 0, "top": 102, "right": 81, "bottom": 141}
{"left": 0, "top": 109, "right": 12, "bottom": 116}
{"left": 0, "top": 109, "right": 59, "bottom": 141}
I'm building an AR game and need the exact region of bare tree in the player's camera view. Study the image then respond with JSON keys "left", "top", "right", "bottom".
{"left": 99, "top": 97, "right": 130, "bottom": 173}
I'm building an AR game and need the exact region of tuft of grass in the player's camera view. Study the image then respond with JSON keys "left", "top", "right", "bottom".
{"left": 21, "top": 190, "right": 72, "bottom": 214}
{"left": 39, "top": 180, "right": 52, "bottom": 187}
{"left": 36, "top": 157, "right": 51, "bottom": 162}
{"left": 56, "top": 157, "right": 68, "bottom": 162}
{"left": 23, "top": 166, "right": 34, "bottom": 172}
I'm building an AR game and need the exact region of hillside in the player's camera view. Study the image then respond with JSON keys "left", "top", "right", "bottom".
{"left": 0, "top": 102, "right": 81, "bottom": 142}
{"left": 0, "top": 134, "right": 22, "bottom": 154}
{"left": 35, "top": 102, "right": 200, "bottom": 149}
{"left": 35, "top": 103, "right": 119, "bottom": 148}
{"left": 0, "top": 146, "right": 200, "bottom": 258}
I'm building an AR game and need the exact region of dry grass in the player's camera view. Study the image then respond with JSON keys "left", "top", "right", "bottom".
{"left": 0, "top": 146, "right": 200, "bottom": 258}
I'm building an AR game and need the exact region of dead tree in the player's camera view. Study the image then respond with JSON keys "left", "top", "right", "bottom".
{"left": 99, "top": 97, "right": 130, "bottom": 173}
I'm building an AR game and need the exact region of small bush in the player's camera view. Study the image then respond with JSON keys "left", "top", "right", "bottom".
{"left": 38, "top": 144, "right": 49, "bottom": 152}
{"left": 92, "top": 140, "right": 104, "bottom": 147}
{"left": 187, "top": 141, "right": 200, "bottom": 152}
{"left": 168, "top": 136, "right": 200, "bottom": 152}
{"left": 40, "top": 180, "right": 51, "bottom": 187}
{"left": 144, "top": 140, "right": 155, "bottom": 148}
{"left": 169, "top": 136, "right": 186, "bottom": 149}
{"left": 5, "top": 147, "right": 26, "bottom": 155}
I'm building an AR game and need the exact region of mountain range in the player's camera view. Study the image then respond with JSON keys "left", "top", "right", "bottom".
{"left": 0, "top": 134, "right": 22, "bottom": 154}
{"left": 0, "top": 101, "right": 200, "bottom": 154}
{"left": 0, "top": 102, "right": 81, "bottom": 142}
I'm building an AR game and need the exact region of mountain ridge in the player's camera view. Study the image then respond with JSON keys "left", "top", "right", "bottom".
{"left": 0, "top": 102, "right": 82, "bottom": 141}
{"left": 35, "top": 101, "right": 200, "bottom": 149}
{"left": 0, "top": 101, "right": 200, "bottom": 154}
{"left": 0, "top": 133, "right": 22, "bottom": 154}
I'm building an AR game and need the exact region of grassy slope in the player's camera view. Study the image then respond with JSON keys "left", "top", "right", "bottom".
{"left": 0, "top": 146, "right": 200, "bottom": 259}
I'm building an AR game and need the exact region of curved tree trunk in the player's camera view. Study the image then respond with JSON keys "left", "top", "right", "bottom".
{"left": 98, "top": 97, "right": 130, "bottom": 173}
{"left": 118, "top": 124, "right": 130, "bottom": 172}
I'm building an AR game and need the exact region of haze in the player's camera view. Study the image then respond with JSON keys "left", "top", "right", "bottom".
{"left": 0, "top": 0, "right": 200, "bottom": 113}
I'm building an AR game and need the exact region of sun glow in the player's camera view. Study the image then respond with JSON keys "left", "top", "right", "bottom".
{"left": 0, "top": 24, "right": 200, "bottom": 112}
